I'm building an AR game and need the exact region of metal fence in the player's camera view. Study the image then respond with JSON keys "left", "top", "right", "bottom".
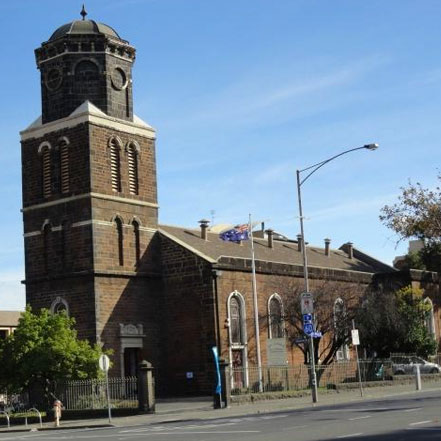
{"left": 231, "top": 361, "right": 389, "bottom": 395}
{"left": 56, "top": 377, "right": 138, "bottom": 410}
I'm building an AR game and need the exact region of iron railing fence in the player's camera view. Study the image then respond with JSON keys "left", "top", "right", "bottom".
{"left": 231, "top": 360, "right": 390, "bottom": 395}
{"left": 55, "top": 377, "right": 138, "bottom": 410}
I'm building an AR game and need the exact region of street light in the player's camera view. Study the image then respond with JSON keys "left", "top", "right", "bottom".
{"left": 296, "top": 143, "right": 378, "bottom": 404}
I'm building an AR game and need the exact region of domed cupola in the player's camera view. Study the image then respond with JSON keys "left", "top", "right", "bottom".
{"left": 35, "top": 5, "right": 136, "bottom": 124}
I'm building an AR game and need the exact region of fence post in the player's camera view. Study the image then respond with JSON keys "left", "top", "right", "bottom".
{"left": 138, "top": 360, "right": 155, "bottom": 413}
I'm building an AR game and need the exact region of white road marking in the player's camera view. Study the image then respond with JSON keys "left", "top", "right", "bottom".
{"left": 404, "top": 407, "right": 422, "bottom": 412}
{"left": 336, "top": 433, "right": 363, "bottom": 438}
{"left": 348, "top": 415, "right": 371, "bottom": 421}
{"left": 409, "top": 420, "right": 432, "bottom": 426}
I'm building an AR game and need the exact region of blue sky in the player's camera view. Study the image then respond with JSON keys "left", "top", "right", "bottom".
{"left": 1, "top": 0, "right": 441, "bottom": 310}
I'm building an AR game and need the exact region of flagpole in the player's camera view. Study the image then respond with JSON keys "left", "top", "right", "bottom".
{"left": 249, "top": 213, "right": 263, "bottom": 393}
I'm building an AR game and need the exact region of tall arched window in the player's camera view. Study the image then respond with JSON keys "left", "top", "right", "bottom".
{"left": 59, "top": 137, "right": 70, "bottom": 194}
{"left": 127, "top": 142, "right": 139, "bottom": 195}
{"left": 43, "top": 222, "right": 52, "bottom": 273}
{"left": 268, "top": 294, "right": 284, "bottom": 339}
{"left": 109, "top": 137, "right": 122, "bottom": 192}
{"left": 424, "top": 297, "right": 435, "bottom": 337}
{"left": 230, "top": 296, "right": 243, "bottom": 344}
{"left": 132, "top": 220, "right": 140, "bottom": 266}
{"left": 334, "top": 298, "right": 349, "bottom": 361}
{"left": 115, "top": 217, "right": 124, "bottom": 266}
{"left": 39, "top": 142, "right": 52, "bottom": 198}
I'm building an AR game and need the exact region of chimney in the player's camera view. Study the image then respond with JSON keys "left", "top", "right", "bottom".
{"left": 265, "top": 229, "right": 274, "bottom": 248}
{"left": 297, "top": 234, "right": 302, "bottom": 252}
{"left": 346, "top": 242, "right": 353, "bottom": 259}
{"left": 324, "top": 238, "right": 331, "bottom": 256}
{"left": 198, "top": 219, "right": 210, "bottom": 241}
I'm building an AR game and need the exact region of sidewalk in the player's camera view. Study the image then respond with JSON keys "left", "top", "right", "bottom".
{"left": 1, "top": 382, "right": 440, "bottom": 432}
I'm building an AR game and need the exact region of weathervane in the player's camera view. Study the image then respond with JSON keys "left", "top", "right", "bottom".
{"left": 80, "top": 4, "right": 87, "bottom": 20}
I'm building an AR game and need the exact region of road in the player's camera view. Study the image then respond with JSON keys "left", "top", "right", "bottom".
{"left": 1, "top": 391, "right": 441, "bottom": 440}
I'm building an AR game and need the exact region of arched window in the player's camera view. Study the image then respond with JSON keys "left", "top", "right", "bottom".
{"left": 127, "top": 142, "right": 139, "bottom": 195}
{"left": 109, "top": 137, "right": 122, "bottom": 192}
{"left": 43, "top": 222, "right": 52, "bottom": 273}
{"left": 115, "top": 217, "right": 124, "bottom": 266}
{"left": 334, "top": 298, "right": 349, "bottom": 361}
{"left": 51, "top": 297, "right": 69, "bottom": 316}
{"left": 268, "top": 294, "right": 284, "bottom": 338}
{"left": 230, "top": 296, "right": 244, "bottom": 345}
{"left": 132, "top": 220, "right": 140, "bottom": 266}
{"left": 424, "top": 297, "right": 435, "bottom": 337}
{"left": 59, "top": 137, "right": 70, "bottom": 194}
{"left": 39, "top": 142, "right": 52, "bottom": 198}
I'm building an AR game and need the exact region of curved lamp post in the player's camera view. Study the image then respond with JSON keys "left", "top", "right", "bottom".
{"left": 296, "top": 143, "right": 378, "bottom": 404}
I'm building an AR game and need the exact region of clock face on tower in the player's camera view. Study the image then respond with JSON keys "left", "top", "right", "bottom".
{"left": 111, "top": 67, "right": 127, "bottom": 90}
{"left": 45, "top": 67, "right": 63, "bottom": 91}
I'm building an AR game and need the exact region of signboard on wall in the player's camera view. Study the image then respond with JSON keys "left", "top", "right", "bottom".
{"left": 267, "top": 338, "right": 287, "bottom": 365}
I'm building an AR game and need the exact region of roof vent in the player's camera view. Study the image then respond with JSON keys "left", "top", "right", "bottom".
{"left": 198, "top": 219, "right": 210, "bottom": 241}
{"left": 324, "top": 238, "right": 331, "bottom": 256}
{"left": 265, "top": 229, "right": 274, "bottom": 249}
{"left": 346, "top": 242, "right": 354, "bottom": 259}
{"left": 297, "top": 234, "right": 302, "bottom": 252}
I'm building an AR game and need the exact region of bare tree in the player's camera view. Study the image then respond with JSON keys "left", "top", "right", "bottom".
{"left": 268, "top": 278, "right": 365, "bottom": 366}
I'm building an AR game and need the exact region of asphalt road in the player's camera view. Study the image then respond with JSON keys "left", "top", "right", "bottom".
{"left": 1, "top": 391, "right": 441, "bottom": 441}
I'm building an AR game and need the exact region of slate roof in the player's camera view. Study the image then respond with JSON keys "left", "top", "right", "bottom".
{"left": 159, "top": 225, "right": 394, "bottom": 274}
{"left": 49, "top": 20, "right": 122, "bottom": 42}
{"left": 0, "top": 311, "right": 21, "bottom": 327}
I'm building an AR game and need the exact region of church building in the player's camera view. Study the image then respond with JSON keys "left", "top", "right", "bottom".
{"left": 20, "top": 11, "right": 440, "bottom": 396}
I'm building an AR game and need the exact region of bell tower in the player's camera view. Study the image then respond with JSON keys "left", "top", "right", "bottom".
{"left": 35, "top": 7, "right": 135, "bottom": 123}
{"left": 20, "top": 8, "right": 161, "bottom": 376}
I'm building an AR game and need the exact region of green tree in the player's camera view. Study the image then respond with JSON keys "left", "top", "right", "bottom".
{"left": 0, "top": 307, "right": 103, "bottom": 397}
{"left": 380, "top": 174, "right": 441, "bottom": 272}
{"left": 357, "top": 286, "right": 437, "bottom": 358}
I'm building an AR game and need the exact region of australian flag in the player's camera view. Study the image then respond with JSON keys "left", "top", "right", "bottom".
{"left": 219, "top": 224, "right": 249, "bottom": 242}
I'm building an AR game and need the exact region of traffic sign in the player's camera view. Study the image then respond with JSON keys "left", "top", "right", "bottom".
{"left": 300, "top": 292, "right": 314, "bottom": 315}
{"left": 295, "top": 337, "right": 307, "bottom": 344}
{"left": 99, "top": 354, "right": 110, "bottom": 372}
{"left": 303, "top": 314, "right": 312, "bottom": 323}
{"left": 303, "top": 323, "right": 313, "bottom": 335}
{"left": 351, "top": 329, "right": 360, "bottom": 346}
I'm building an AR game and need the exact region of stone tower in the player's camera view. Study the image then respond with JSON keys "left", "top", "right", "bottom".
{"left": 20, "top": 9, "right": 162, "bottom": 376}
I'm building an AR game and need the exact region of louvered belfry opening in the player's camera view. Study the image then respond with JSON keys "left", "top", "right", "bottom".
{"left": 42, "top": 147, "right": 51, "bottom": 198}
{"left": 109, "top": 137, "right": 122, "bottom": 192}
{"left": 127, "top": 143, "right": 139, "bottom": 195}
{"left": 60, "top": 140, "right": 70, "bottom": 194}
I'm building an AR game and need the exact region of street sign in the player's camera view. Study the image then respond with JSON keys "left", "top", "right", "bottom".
{"left": 351, "top": 329, "right": 360, "bottom": 346}
{"left": 295, "top": 337, "right": 307, "bottom": 344}
{"left": 303, "top": 323, "right": 313, "bottom": 335}
{"left": 99, "top": 354, "right": 110, "bottom": 372}
{"left": 311, "top": 331, "right": 322, "bottom": 338}
{"left": 303, "top": 314, "right": 312, "bottom": 322}
{"left": 300, "top": 292, "right": 314, "bottom": 315}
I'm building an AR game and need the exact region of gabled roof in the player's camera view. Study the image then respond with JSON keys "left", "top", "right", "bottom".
{"left": 0, "top": 311, "right": 22, "bottom": 327}
{"left": 159, "top": 225, "right": 394, "bottom": 274}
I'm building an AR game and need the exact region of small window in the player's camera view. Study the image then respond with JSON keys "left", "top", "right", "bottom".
{"left": 59, "top": 138, "right": 70, "bottom": 194}
{"left": 109, "top": 137, "right": 122, "bottom": 192}
{"left": 115, "top": 217, "right": 124, "bottom": 266}
{"left": 132, "top": 220, "right": 140, "bottom": 266}
{"left": 43, "top": 222, "right": 52, "bottom": 273}
{"left": 127, "top": 142, "right": 139, "bottom": 195}
{"left": 51, "top": 297, "right": 69, "bottom": 316}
